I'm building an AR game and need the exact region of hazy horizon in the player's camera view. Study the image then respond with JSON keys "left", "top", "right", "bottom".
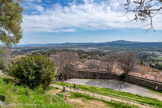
{"left": 18, "top": 40, "right": 162, "bottom": 45}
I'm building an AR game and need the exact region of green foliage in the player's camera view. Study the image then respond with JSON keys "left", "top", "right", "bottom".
{"left": 153, "top": 57, "right": 162, "bottom": 60}
{"left": 0, "top": 50, "right": 4, "bottom": 54}
{"left": 0, "top": 94, "right": 5, "bottom": 103}
{"left": 11, "top": 54, "right": 55, "bottom": 89}
{"left": 56, "top": 93, "right": 64, "bottom": 98}
{"left": 152, "top": 63, "right": 162, "bottom": 70}
{"left": 148, "top": 88, "right": 162, "bottom": 94}
{"left": 140, "top": 60, "right": 143, "bottom": 65}
{"left": 0, "top": 59, "right": 8, "bottom": 70}
{"left": 69, "top": 92, "right": 93, "bottom": 100}
{"left": 0, "top": 0, "right": 23, "bottom": 46}
{"left": 120, "top": 73, "right": 126, "bottom": 80}
{"left": 103, "top": 100, "right": 138, "bottom": 108}
{"left": 0, "top": 77, "right": 74, "bottom": 108}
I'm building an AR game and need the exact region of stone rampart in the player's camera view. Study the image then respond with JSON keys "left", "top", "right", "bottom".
{"left": 66, "top": 70, "right": 162, "bottom": 90}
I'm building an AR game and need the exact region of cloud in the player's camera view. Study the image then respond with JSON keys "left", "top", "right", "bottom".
{"left": 24, "top": 0, "right": 41, "bottom": 2}
{"left": 34, "top": 5, "right": 44, "bottom": 12}
{"left": 37, "top": 0, "right": 41, "bottom": 2}
{"left": 83, "top": 0, "right": 94, "bottom": 4}
{"left": 24, "top": 0, "right": 34, "bottom": 1}
{"left": 22, "top": 0, "right": 162, "bottom": 33}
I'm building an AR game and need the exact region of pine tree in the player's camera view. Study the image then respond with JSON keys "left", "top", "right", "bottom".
{"left": 0, "top": 0, "right": 23, "bottom": 46}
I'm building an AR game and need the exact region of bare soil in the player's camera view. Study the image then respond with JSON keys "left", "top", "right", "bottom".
{"left": 68, "top": 98, "right": 109, "bottom": 108}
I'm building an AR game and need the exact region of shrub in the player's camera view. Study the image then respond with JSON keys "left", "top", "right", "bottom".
{"left": 120, "top": 73, "right": 126, "bottom": 80}
{"left": 11, "top": 54, "right": 55, "bottom": 89}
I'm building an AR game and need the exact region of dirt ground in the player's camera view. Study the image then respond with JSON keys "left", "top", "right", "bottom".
{"left": 68, "top": 98, "right": 109, "bottom": 108}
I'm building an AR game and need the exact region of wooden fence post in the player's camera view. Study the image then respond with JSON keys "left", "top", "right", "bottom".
{"left": 63, "top": 86, "right": 66, "bottom": 92}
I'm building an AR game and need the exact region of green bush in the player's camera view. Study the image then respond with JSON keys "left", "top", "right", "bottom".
{"left": 11, "top": 54, "right": 55, "bottom": 89}
{"left": 120, "top": 73, "right": 126, "bottom": 80}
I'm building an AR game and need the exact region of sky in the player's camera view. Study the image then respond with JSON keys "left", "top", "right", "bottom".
{"left": 20, "top": 0, "right": 162, "bottom": 44}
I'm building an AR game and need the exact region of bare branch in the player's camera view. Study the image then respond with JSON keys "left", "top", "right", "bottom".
{"left": 102, "top": 54, "right": 115, "bottom": 73}
{"left": 50, "top": 51, "right": 79, "bottom": 79}
{"left": 117, "top": 51, "right": 138, "bottom": 75}
{"left": 123, "top": 0, "right": 162, "bottom": 30}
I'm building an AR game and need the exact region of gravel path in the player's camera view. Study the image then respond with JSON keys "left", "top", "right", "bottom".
{"left": 65, "top": 78, "right": 162, "bottom": 101}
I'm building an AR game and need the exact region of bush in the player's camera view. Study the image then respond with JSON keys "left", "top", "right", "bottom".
{"left": 11, "top": 54, "right": 55, "bottom": 89}
{"left": 120, "top": 73, "right": 126, "bottom": 80}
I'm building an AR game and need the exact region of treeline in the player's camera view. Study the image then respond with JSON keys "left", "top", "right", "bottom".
{"left": 150, "top": 64, "right": 162, "bottom": 70}
{"left": 40, "top": 49, "right": 105, "bottom": 60}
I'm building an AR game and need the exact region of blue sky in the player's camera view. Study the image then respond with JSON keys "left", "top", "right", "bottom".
{"left": 20, "top": 0, "right": 162, "bottom": 44}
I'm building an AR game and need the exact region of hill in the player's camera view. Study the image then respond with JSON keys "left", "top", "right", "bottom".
{"left": 17, "top": 40, "right": 162, "bottom": 48}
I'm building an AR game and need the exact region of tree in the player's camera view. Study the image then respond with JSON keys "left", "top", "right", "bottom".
{"left": 123, "top": 0, "right": 162, "bottom": 30}
{"left": 0, "top": 46, "right": 11, "bottom": 61}
{"left": 0, "top": 0, "right": 23, "bottom": 46}
{"left": 0, "top": 58, "right": 8, "bottom": 70}
{"left": 117, "top": 51, "right": 137, "bottom": 76}
{"left": 85, "top": 59, "right": 101, "bottom": 71}
{"left": 52, "top": 51, "right": 79, "bottom": 79}
{"left": 102, "top": 54, "right": 115, "bottom": 73}
{"left": 11, "top": 54, "right": 55, "bottom": 89}
{"left": 0, "top": 46, "right": 11, "bottom": 71}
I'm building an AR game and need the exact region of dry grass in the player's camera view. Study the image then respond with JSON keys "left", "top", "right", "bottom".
{"left": 50, "top": 89, "right": 62, "bottom": 95}
{"left": 68, "top": 98, "right": 109, "bottom": 108}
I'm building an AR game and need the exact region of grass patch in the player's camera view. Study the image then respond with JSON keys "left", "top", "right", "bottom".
{"left": 69, "top": 92, "right": 139, "bottom": 108}
{"left": 153, "top": 57, "right": 162, "bottom": 60}
{"left": 148, "top": 88, "right": 162, "bottom": 96}
{"left": 56, "top": 93, "right": 64, "bottom": 98}
{"left": 69, "top": 92, "right": 93, "bottom": 100}
{"left": 0, "top": 77, "right": 74, "bottom": 108}
{"left": 53, "top": 81, "right": 162, "bottom": 108}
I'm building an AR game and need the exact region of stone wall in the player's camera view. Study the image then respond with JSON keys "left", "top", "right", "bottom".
{"left": 68, "top": 70, "right": 120, "bottom": 79}
{"left": 67, "top": 70, "right": 162, "bottom": 90}
{"left": 125, "top": 75, "right": 162, "bottom": 90}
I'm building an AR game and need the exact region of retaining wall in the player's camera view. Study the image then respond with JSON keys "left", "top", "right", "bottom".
{"left": 125, "top": 75, "right": 162, "bottom": 90}
{"left": 68, "top": 70, "right": 119, "bottom": 79}
{"left": 66, "top": 70, "right": 162, "bottom": 90}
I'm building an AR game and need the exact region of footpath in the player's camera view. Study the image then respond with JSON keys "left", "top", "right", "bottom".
{"left": 51, "top": 84, "right": 156, "bottom": 108}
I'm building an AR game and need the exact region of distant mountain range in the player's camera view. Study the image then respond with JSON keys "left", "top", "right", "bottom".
{"left": 17, "top": 40, "right": 162, "bottom": 48}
